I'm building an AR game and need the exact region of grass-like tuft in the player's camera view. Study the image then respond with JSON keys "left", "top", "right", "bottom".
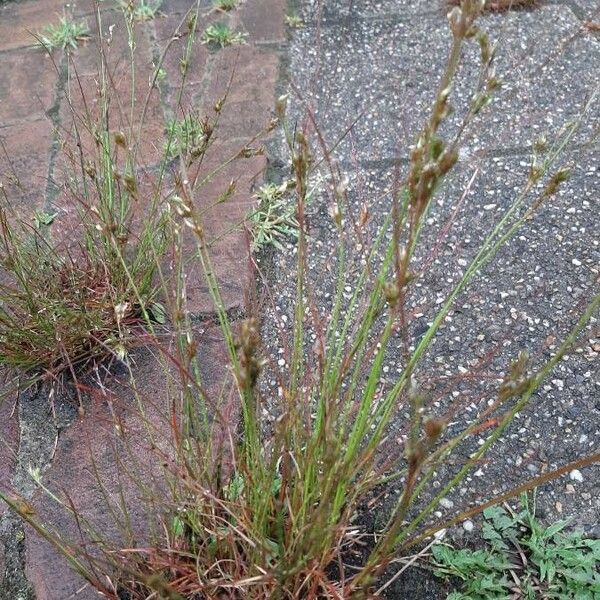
{"left": 37, "top": 17, "right": 90, "bottom": 50}
{"left": 201, "top": 22, "right": 246, "bottom": 48}
{"left": 1, "top": 1, "right": 599, "bottom": 598}
{"left": 0, "top": 224, "right": 139, "bottom": 374}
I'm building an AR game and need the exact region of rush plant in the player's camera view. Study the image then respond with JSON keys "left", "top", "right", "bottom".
{"left": 1, "top": 0, "right": 599, "bottom": 598}
{"left": 38, "top": 16, "right": 90, "bottom": 50}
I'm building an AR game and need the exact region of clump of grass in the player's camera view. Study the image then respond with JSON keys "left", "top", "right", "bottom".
{"left": 38, "top": 17, "right": 90, "bottom": 50}
{"left": 0, "top": 217, "right": 142, "bottom": 375}
{"left": 164, "top": 114, "right": 209, "bottom": 160}
{"left": 212, "top": 0, "right": 239, "bottom": 11}
{"left": 2, "top": 13, "right": 167, "bottom": 397}
{"left": 2, "top": 1, "right": 600, "bottom": 598}
{"left": 0, "top": 184, "right": 163, "bottom": 401}
{"left": 201, "top": 22, "right": 246, "bottom": 48}
{"left": 432, "top": 493, "right": 600, "bottom": 599}
{"left": 248, "top": 182, "right": 299, "bottom": 251}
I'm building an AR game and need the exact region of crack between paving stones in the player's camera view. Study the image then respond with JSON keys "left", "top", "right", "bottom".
{"left": 1, "top": 35, "right": 74, "bottom": 597}
{"left": 42, "top": 52, "right": 69, "bottom": 218}
{"left": 0, "top": 385, "right": 76, "bottom": 599}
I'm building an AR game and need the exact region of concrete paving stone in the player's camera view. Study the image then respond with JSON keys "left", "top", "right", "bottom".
{"left": 261, "top": 139, "right": 600, "bottom": 534}
{"left": 288, "top": 4, "right": 599, "bottom": 163}
{"left": 0, "top": 0, "right": 69, "bottom": 52}
{"left": 572, "top": 0, "right": 600, "bottom": 18}
{"left": 300, "top": 0, "right": 439, "bottom": 22}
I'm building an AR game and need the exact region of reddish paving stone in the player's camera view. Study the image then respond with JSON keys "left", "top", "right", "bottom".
{"left": 25, "top": 326, "right": 230, "bottom": 599}
{"left": 237, "top": 0, "right": 287, "bottom": 44}
{"left": 0, "top": 49, "right": 57, "bottom": 125}
{"left": 156, "top": 25, "right": 212, "bottom": 94}
{"left": 0, "top": 119, "right": 54, "bottom": 215}
{"left": 159, "top": 0, "right": 211, "bottom": 16}
{"left": 0, "top": 0, "right": 285, "bottom": 594}
{"left": 180, "top": 138, "right": 266, "bottom": 313}
{"left": 0, "top": 0, "right": 68, "bottom": 52}
{"left": 200, "top": 45, "right": 279, "bottom": 140}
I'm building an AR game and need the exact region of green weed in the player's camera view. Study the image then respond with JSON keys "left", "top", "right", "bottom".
{"left": 38, "top": 17, "right": 90, "bottom": 50}
{"left": 201, "top": 22, "right": 246, "bottom": 48}
{"left": 284, "top": 14, "right": 304, "bottom": 28}
{"left": 248, "top": 182, "right": 299, "bottom": 251}
{"left": 164, "top": 114, "right": 209, "bottom": 160}
{"left": 432, "top": 493, "right": 600, "bottom": 599}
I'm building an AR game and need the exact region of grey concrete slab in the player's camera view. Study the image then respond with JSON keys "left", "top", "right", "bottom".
{"left": 571, "top": 0, "right": 600, "bottom": 18}
{"left": 288, "top": 5, "right": 600, "bottom": 163}
{"left": 300, "top": 0, "right": 441, "bottom": 21}
{"left": 262, "top": 137, "right": 600, "bottom": 532}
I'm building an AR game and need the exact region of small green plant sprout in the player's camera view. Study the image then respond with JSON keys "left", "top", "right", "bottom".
{"left": 284, "top": 13, "right": 304, "bottom": 28}
{"left": 248, "top": 182, "right": 299, "bottom": 251}
{"left": 164, "top": 114, "right": 209, "bottom": 160}
{"left": 432, "top": 493, "right": 600, "bottom": 599}
{"left": 38, "top": 17, "right": 90, "bottom": 50}
{"left": 201, "top": 22, "right": 246, "bottom": 48}
{"left": 32, "top": 209, "right": 58, "bottom": 229}
{"left": 119, "top": 0, "right": 162, "bottom": 21}
{"left": 212, "top": 0, "right": 238, "bottom": 11}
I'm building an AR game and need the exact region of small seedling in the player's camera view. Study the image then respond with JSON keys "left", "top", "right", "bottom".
{"left": 32, "top": 209, "right": 58, "bottom": 229}
{"left": 285, "top": 14, "right": 304, "bottom": 28}
{"left": 201, "top": 23, "right": 246, "bottom": 48}
{"left": 212, "top": 0, "right": 238, "bottom": 11}
{"left": 248, "top": 182, "right": 299, "bottom": 252}
{"left": 164, "top": 115, "right": 208, "bottom": 160}
{"left": 38, "top": 17, "right": 90, "bottom": 50}
{"left": 432, "top": 493, "right": 600, "bottom": 599}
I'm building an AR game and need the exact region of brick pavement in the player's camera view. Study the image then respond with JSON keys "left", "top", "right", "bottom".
{"left": 0, "top": 0, "right": 286, "bottom": 596}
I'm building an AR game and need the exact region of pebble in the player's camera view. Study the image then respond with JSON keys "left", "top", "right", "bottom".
{"left": 462, "top": 520, "right": 474, "bottom": 532}
{"left": 439, "top": 497, "right": 454, "bottom": 509}
{"left": 569, "top": 469, "right": 584, "bottom": 483}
